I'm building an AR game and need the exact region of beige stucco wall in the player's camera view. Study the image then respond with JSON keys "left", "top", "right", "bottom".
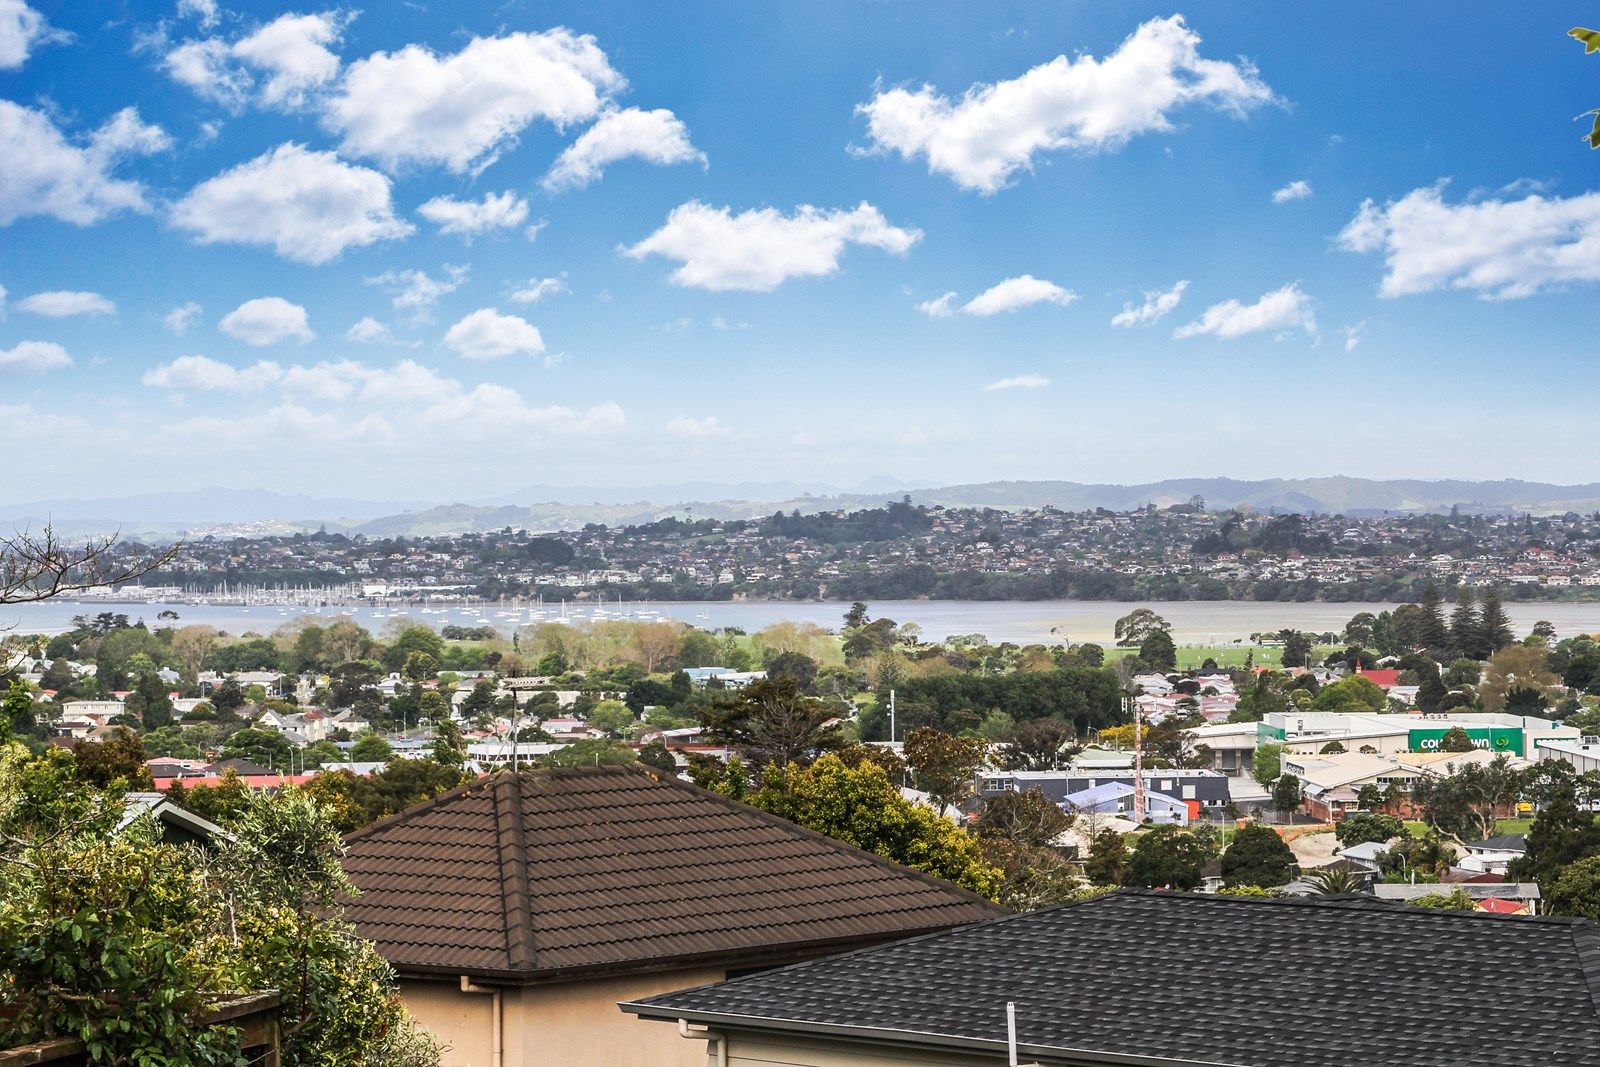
{"left": 401, "top": 967, "right": 727, "bottom": 1067}
{"left": 724, "top": 1033, "right": 1009, "bottom": 1067}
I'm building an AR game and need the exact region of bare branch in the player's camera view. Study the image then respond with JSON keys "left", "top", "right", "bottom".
{"left": 0, "top": 524, "right": 180, "bottom": 606}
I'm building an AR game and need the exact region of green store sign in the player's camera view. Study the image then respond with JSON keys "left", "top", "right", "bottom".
{"left": 1408, "top": 728, "right": 1522, "bottom": 757}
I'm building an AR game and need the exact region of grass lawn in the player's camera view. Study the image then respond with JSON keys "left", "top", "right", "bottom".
{"left": 1172, "top": 644, "right": 1339, "bottom": 670}
{"left": 1405, "top": 817, "right": 1533, "bottom": 839}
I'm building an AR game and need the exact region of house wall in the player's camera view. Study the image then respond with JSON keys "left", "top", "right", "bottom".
{"left": 721, "top": 1033, "right": 1012, "bottom": 1066}
{"left": 402, "top": 966, "right": 727, "bottom": 1067}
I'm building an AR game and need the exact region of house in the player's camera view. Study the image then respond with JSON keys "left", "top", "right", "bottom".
{"left": 623, "top": 890, "right": 1600, "bottom": 1066}
{"left": 340, "top": 766, "right": 1003, "bottom": 1067}
{"left": 977, "top": 768, "right": 1230, "bottom": 817}
{"left": 1060, "top": 782, "right": 1192, "bottom": 826}
{"left": 117, "top": 792, "right": 228, "bottom": 847}
{"left": 1459, "top": 833, "right": 1528, "bottom": 876}
{"left": 1371, "top": 881, "right": 1542, "bottom": 913}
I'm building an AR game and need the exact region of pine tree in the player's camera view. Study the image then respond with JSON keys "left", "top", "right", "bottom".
{"left": 1418, "top": 583, "right": 1448, "bottom": 655}
{"left": 1449, "top": 589, "right": 1483, "bottom": 661}
{"left": 1479, "top": 590, "right": 1515, "bottom": 653}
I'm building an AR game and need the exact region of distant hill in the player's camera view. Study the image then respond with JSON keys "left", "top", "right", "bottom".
{"left": 8, "top": 477, "right": 1600, "bottom": 541}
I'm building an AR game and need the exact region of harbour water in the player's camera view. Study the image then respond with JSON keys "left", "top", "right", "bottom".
{"left": 6, "top": 598, "right": 1600, "bottom": 645}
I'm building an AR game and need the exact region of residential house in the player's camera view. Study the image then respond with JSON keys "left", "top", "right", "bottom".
{"left": 1372, "top": 882, "right": 1542, "bottom": 913}
{"left": 977, "top": 768, "right": 1230, "bottom": 818}
{"left": 1459, "top": 833, "right": 1528, "bottom": 876}
{"left": 623, "top": 890, "right": 1599, "bottom": 1065}
{"left": 340, "top": 766, "right": 1003, "bottom": 1067}
{"left": 1060, "top": 782, "right": 1192, "bottom": 826}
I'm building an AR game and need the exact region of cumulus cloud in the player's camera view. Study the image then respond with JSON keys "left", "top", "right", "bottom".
{"left": 219, "top": 296, "right": 313, "bottom": 345}
{"left": 416, "top": 191, "right": 529, "bottom": 236}
{"left": 543, "top": 107, "right": 705, "bottom": 191}
{"left": 17, "top": 290, "right": 115, "bottom": 317}
{"left": 665, "top": 415, "right": 729, "bottom": 438}
{"left": 1111, "top": 280, "right": 1188, "bottom": 326}
{"left": 0, "top": 0, "right": 57, "bottom": 70}
{"left": 142, "top": 353, "right": 283, "bottom": 392}
{"left": 959, "top": 275, "right": 1076, "bottom": 316}
{"left": 0, "top": 339, "right": 71, "bottom": 372}
{"left": 177, "top": 0, "right": 219, "bottom": 27}
{"left": 165, "top": 11, "right": 347, "bottom": 110}
{"left": 1338, "top": 182, "right": 1600, "bottom": 299}
{"left": 0, "top": 102, "right": 170, "bottom": 226}
{"left": 510, "top": 275, "right": 569, "bottom": 304}
{"left": 163, "top": 301, "right": 203, "bottom": 334}
{"left": 915, "top": 292, "right": 957, "bottom": 318}
{"left": 1342, "top": 321, "right": 1367, "bottom": 351}
{"left": 323, "top": 30, "right": 624, "bottom": 173}
{"left": 442, "top": 308, "right": 544, "bottom": 359}
{"left": 856, "top": 15, "right": 1273, "bottom": 193}
{"left": 1271, "top": 179, "right": 1312, "bottom": 203}
{"left": 367, "top": 265, "right": 468, "bottom": 310}
{"left": 1173, "top": 282, "right": 1316, "bottom": 339}
{"left": 171, "top": 143, "right": 412, "bottom": 264}
{"left": 625, "top": 201, "right": 920, "bottom": 292}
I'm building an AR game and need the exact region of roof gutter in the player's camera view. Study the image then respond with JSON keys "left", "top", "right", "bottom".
{"left": 459, "top": 975, "right": 502, "bottom": 1067}
{"left": 622, "top": 1004, "right": 1247, "bottom": 1067}
{"left": 678, "top": 1018, "right": 728, "bottom": 1067}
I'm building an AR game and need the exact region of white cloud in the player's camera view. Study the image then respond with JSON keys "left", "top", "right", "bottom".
{"left": 142, "top": 354, "right": 283, "bottom": 392}
{"left": 1271, "top": 179, "right": 1312, "bottom": 203}
{"left": 1342, "top": 321, "right": 1366, "bottom": 351}
{"left": 177, "top": 0, "right": 219, "bottom": 28}
{"left": 0, "top": 102, "right": 169, "bottom": 226}
{"left": 983, "top": 374, "right": 1050, "bottom": 391}
{"left": 367, "top": 265, "right": 468, "bottom": 310}
{"left": 442, "top": 308, "right": 544, "bottom": 359}
{"left": 17, "top": 290, "right": 115, "bottom": 317}
{"left": 915, "top": 292, "right": 957, "bottom": 318}
{"left": 1174, "top": 282, "right": 1316, "bottom": 339}
{"left": 0, "top": 0, "right": 56, "bottom": 69}
{"left": 665, "top": 415, "right": 729, "bottom": 438}
{"left": 163, "top": 301, "right": 203, "bottom": 334}
{"left": 960, "top": 275, "right": 1076, "bottom": 316}
{"left": 1111, "top": 280, "right": 1188, "bottom": 326}
{"left": 219, "top": 296, "right": 313, "bottom": 346}
{"left": 165, "top": 12, "right": 346, "bottom": 110}
{"left": 625, "top": 201, "right": 920, "bottom": 292}
{"left": 1338, "top": 182, "right": 1600, "bottom": 299}
{"left": 0, "top": 340, "right": 71, "bottom": 372}
{"left": 510, "top": 275, "right": 569, "bottom": 303}
{"left": 543, "top": 107, "right": 705, "bottom": 191}
{"left": 416, "top": 191, "right": 529, "bottom": 236}
{"left": 856, "top": 15, "right": 1273, "bottom": 194}
{"left": 344, "top": 316, "right": 394, "bottom": 343}
{"left": 171, "top": 143, "right": 412, "bottom": 264}
{"left": 0, "top": 283, "right": 7, "bottom": 317}
{"left": 324, "top": 30, "right": 624, "bottom": 173}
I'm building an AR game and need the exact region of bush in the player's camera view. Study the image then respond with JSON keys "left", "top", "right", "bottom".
{"left": 1335, "top": 812, "right": 1404, "bottom": 848}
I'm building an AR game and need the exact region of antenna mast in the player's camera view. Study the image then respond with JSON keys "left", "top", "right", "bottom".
{"left": 1130, "top": 694, "right": 1146, "bottom": 823}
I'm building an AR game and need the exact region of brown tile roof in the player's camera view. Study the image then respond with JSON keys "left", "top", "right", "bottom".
{"left": 340, "top": 765, "right": 1003, "bottom": 981}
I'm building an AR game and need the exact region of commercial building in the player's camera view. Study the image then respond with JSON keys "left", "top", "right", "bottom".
{"left": 1260, "top": 711, "right": 1576, "bottom": 759}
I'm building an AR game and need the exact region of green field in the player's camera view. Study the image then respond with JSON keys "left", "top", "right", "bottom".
{"left": 1404, "top": 818, "right": 1533, "bottom": 839}
{"left": 1172, "top": 644, "right": 1339, "bottom": 670}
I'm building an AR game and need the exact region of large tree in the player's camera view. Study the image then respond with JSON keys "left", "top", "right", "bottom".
{"left": 1220, "top": 824, "right": 1298, "bottom": 888}
{"left": 903, "top": 728, "right": 989, "bottom": 815}
{"left": 699, "top": 676, "right": 843, "bottom": 768}
{"left": 1127, "top": 826, "right": 1207, "bottom": 890}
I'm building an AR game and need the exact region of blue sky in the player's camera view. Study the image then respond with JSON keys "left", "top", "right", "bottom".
{"left": 2, "top": 1, "right": 1598, "bottom": 501}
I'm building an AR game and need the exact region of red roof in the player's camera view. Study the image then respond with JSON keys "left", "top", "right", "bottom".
{"left": 1476, "top": 898, "right": 1528, "bottom": 915}
{"left": 1357, "top": 669, "right": 1401, "bottom": 689}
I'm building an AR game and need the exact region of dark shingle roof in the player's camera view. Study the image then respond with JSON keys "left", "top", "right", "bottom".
{"left": 625, "top": 889, "right": 1600, "bottom": 1067}
{"left": 340, "top": 766, "right": 1002, "bottom": 981}
{"left": 1468, "top": 833, "right": 1528, "bottom": 852}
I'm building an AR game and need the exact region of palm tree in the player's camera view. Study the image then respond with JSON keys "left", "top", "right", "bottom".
{"left": 1303, "top": 867, "right": 1364, "bottom": 895}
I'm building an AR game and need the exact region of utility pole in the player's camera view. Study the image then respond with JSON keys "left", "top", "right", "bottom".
{"left": 889, "top": 689, "right": 896, "bottom": 744}
{"left": 1130, "top": 694, "right": 1146, "bottom": 823}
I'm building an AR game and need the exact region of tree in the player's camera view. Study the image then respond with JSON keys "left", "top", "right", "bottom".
{"left": 1271, "top": 773, "right": 1303, "bottom": 818}
{"left": 1114, "top": 609, "right": 1170, "bottom": 648}
{"left": 1546, "top": 855, "right": 1600, "bottom": 920}
{"left": 1438, "top": 726, "right": 1476, "bottom": 753}
{"left": 1335, "top": 812, "right": 1404, "bottom": 848}
{"left": 1448, "top": 589, "right": 1483, "bottom": 662}
{"left": 904, "top": 728, "right": 989, "bottom": 815}
{"left": 72, "top": 728, "right": 154, "bottom": 790}
{"left": 1128, "top": 826, "right": 1207, "bottom": 890}
{"left": 588, "top": 699, "right": 636, "bottom": 738}
{"left": 430, "top": 717, "right": 465, "bottom": 767}
{"left": 349, "top": 733, "right": 394, "bottom": 763}
{"left": 1084, "top": 827, "right": 1131, "bottom": 886}
{"left": 538, "top": 738, "right": 638, "bottom": 768}
{"left": 1252, "top": 742, "right": 1284, "bottom": 790}
{"left": 1303, "top": 867, "right": 1364, "bottom": 894}
{"left": 1278, "top": 630, "right": 1314, "bottom": 669}
{"left": 998, "top": 718, "right": 1081, "bottom": 771}
{"left": 220, "top": 727, "right": 296, "bottom": 770}
{"left": 1220, "top": 824, "right": 1297, "bottom": 888}
{"left": 1417, "top": 582, "right": 1449, "bottom": 656}
{"left": 1138, "top": 629, "right": 1177, "bottom": 671}
{"left": 1509, "top": 762, "right": 1600, "bottom": 890}
{"left": 1480, "top": 645, "right": 1561, "bottom": 713}
{"left": 709, "top": 754, "right": 1002, "bottom": 898}
{"left": 764, "top": 650, "right": 819, "bottom": 692}
{"left": 0, "top": 679, "right": 33, "bottom": 741}
{"left": 699, "top": 676, "right": 843, "bottom": 768}
{"left": 638, "top": 739, "right": 678, "bottom": 775}
{"left": 1479, "top": 590, "right": 1514, "bottom": 653}
{"left": 1356, "top": 783, "right": 1383, "bottom": 811}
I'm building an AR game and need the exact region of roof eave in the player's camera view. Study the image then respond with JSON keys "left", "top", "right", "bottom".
{"left": 617, "top": 1004, "right": 1250, "bottom": 1067}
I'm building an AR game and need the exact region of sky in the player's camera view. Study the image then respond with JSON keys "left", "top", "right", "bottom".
{"left": 3, "top": 1, "right": 1599, "bottom": 502}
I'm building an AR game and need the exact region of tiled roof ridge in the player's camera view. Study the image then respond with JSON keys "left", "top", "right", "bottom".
{"left": 492, "top": 773, "right": 537, "bottom": 971}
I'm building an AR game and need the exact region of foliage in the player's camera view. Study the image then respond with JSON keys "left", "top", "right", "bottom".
{"left": 1302, "top": 867, "right": 1364, "bottom": 894}
{"left": 904, "top": 728, "right": 989, "bottom": 814}
{"left": 537, "top": 739, "right": 639, "bottom": 769}
{"left": 1220, "top": 824, "right": 1297, "bottom": 888}
{"left": 1335, "top": 812, "right": 1404, "bottom": 848}
{"left": 1127, "top": 826, "right": 1208, "bottom": 890}
{"left": 698, "top": 676, "right": 843, "bottom": 767}
{"left": 1252, "top": 742, "right": 1284, "bottom": 790}
{"left": 1083, "top": 828, "right": 1131, "bottom": 886}
{"left": 701, "top": 754, "right": 1002, "bottom": 898}
{"left": 1409, "top": 755, "right": 1524, "bottom": 842}
{"left": 1546, "top": 854, "right": 1600, "bottom": 919}
{"left": 1410, "top": 888, "right": 1477, "bottom": 911}
{"left": 349, "top": 733, "right": 395, "bottom": 763}
{"left": 1271, "top": 773, "right": 1303, "bottom": 816}
{"left": 1508, "top": 762, "right": 1600, "bottom": 890}
{"left": 1437, "top": 726, "right": 1475, "bottom": 753}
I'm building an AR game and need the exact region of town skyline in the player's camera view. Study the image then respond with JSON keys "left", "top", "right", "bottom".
{"left": 4, "top": 3, "right": 1599, "bottom": 498}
